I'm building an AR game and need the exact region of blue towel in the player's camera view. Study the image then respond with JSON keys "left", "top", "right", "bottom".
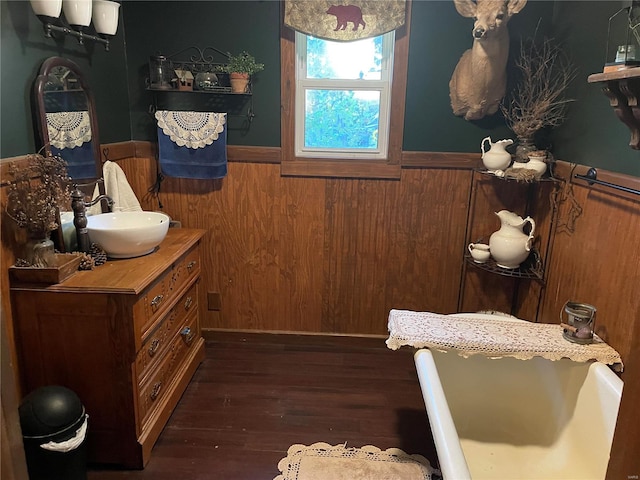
{"left": 52, "top": 142, "right": 98, "bottom": 179}
{"left": 155, "top": 111, "right": 228, "bottom": 180}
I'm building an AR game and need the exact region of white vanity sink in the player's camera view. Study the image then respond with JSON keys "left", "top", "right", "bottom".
{"left": 87, "top": 211, "right": 170, "bottom": 258}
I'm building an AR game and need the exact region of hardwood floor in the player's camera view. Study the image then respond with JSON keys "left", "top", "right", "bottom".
{"left": 87, "top": 331, "right": 438, "bottom": 479}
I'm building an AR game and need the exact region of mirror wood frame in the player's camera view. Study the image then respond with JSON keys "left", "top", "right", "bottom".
{"left": 33, "top": 56, "right": 106, "bottom": 192}
{"left": 33, "top": 56, "right": 107, "bottom": 252}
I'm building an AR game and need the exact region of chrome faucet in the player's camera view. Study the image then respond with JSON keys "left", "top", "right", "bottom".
{"left": 71, "top": 184, "right": 114, "bottom": 253}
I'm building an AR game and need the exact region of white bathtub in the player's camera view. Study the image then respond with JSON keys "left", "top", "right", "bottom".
{"left": 414, "top": 314, "right": 623, "bottom": 480}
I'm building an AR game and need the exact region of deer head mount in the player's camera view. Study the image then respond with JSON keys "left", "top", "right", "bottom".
{"left": 449, "top": 0, "right": 527, "bottom": 121}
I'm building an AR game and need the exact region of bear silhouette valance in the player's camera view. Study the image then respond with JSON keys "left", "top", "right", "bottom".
{"left": 284, "top": 0, "right": 407, "bottom": 41}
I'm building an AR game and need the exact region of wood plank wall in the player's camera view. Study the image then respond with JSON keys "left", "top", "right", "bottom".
{"left": 540, "top": 163, "right": 640, "bottom": 479}
{"left": 119, "top": 144, "right": 473, "bottom": 335}
{"left": 112, "top": 144, "right": 640, "bottom": 478}
{"left": 2, "top": 143, "right": 639, "bottom": 475}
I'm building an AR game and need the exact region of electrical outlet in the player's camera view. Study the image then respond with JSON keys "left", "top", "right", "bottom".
{"left": 207, "top": 292, "right": 222, "bottom": 311}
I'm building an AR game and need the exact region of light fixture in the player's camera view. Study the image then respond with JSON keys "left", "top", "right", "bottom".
{"left": 30, "top": 0, "right": 119, "bottom": 51}
{"left": 92, "top": 0, "right": 120, "bottom": 36}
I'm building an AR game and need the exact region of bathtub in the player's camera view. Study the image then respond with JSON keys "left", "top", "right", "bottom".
{"left": 414, "top": 314, "right": 623, "bottom": 480}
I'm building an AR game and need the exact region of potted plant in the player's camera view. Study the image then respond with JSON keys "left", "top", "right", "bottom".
{"left": 223, "top": 51, "right": 264, "bottom": 93}
{"left": 501, "top": 37, "right": 575, "bottom": 162}
{"left": 5, "top": 153, "right": 71, "bottom": 267}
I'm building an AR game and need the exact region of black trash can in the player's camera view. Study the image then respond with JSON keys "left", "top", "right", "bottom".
{"left": 19, "top": 385, "right": 88, "bottom": 480}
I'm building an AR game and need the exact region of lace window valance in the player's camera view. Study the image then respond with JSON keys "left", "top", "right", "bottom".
{"left": 45, "top": 111, "right": 92, "bottom": 150}
{"left": 154, "top": 111, "right": 226, "bottom": 149}
{"left": 284, "top": 0, "right": 406, "bottom": 41}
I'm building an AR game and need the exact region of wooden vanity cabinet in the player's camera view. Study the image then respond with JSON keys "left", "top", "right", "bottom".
{"left": 10, "top": 229, "right": 206, "bottom": 469}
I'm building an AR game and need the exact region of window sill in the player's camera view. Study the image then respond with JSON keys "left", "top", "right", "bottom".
{"left": 280, "top": 158, "right": 401, "bottom": 179}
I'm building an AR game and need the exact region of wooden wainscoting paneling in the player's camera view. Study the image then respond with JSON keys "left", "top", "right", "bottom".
{"left": 117, "top": 145, "right": 472, "bottom": 335}
{"left": 541, "top": 164, "right": 640, "bottom": 362}
{"left": 321, "top": 169, "right": 470, "bottom": 333}
{"left": 0, "top": 157, "right": 33, "bottom": 393}
{"left": 548, "top": 162, "right": 640, "bottom": 479}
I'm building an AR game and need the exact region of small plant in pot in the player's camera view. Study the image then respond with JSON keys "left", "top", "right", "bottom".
{"left": 5, "top": 153, "right": 71, "bottom": 267}
{"left": 223, "top": 51, "right": 264, "bottom": 93}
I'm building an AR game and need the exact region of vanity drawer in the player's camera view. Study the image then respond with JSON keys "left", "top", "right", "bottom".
{"left": 137, "top": 246, "right": 201, "bottom": 339}
{"left": 135, "top": 283, "right": 198, "bottom": 384}
{"left": 137, "top": 311, "right": 200, "bottom": 428}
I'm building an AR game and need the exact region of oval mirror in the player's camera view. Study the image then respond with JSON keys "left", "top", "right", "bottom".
{"left": 33, "top": 57, "right": 105, "bottom": 190}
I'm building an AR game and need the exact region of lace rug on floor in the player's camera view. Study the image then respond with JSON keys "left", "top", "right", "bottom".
{"left": 274, "top": 442, "right": 439, "bottom": 480}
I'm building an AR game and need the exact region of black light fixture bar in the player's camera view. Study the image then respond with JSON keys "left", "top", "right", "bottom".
{"left": 41, "top": 21, "right": 110, "bottom": 50}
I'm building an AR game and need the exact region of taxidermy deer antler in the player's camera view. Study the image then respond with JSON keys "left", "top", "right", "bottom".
{"left": 449, "top": 0, "right": 527, "bottom": 121}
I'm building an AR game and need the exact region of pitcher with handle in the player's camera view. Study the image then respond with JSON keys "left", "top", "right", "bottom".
{"left": 489, "top": 210, "right": 536, "bottom": 269}
{"left": 481, "top": 136, "right": 513, "bottom": 171}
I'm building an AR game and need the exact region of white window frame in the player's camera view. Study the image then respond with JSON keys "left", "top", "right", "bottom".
{"left": 294, "top": 31, "right": 395, "bottom": 160}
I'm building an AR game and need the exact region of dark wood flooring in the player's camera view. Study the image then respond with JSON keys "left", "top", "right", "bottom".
{"left": 87, "top": 331, "right": 438, "bottom": 479}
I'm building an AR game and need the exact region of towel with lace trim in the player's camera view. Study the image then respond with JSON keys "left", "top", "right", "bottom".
{"left": 386, "top": 309, "right": 623, "bottom": 371}
{"left": 155, "top": 110, "right": 227, "bottom": 179}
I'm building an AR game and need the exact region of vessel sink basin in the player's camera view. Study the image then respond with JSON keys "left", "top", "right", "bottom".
{"left": 86, "top": 211, "right": 170, "bottom": 258}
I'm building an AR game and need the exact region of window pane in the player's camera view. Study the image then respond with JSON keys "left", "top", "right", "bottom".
{"left": 304, "top": 89, "right": 380, "bottom": 149}
{"left": 306, "top": 36, "right": 382, "bottom": 80}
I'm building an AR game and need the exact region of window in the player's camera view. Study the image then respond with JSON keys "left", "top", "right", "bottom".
{"left": 295, "top": 31, "right": 394, "bottom": 160}
{"left": 280, "top": 4, "right": 411, "bottom": 179}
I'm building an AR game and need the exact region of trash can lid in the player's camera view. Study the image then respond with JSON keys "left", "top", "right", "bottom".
{"left": 19, "top": 386, "right": 84, "bottom": 437}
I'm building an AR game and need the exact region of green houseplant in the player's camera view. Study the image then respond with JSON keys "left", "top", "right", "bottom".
{"left": 223, "top": 51, "right": 264, "bottom": 93}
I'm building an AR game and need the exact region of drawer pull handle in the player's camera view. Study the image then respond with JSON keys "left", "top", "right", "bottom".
{"left": 150, "top": 294, "right": 164, "bottom": 308}
{"left": 150, "top": 382, "right": 162, "bottom": 401}
{"left": 184, "top": 296, "right": 193, "bottom": 310}
{"left": 181, "top": 326, "right": 195, "bottom": 345}
{"left": 187, "top": 260, "right": 196, "bottom": 272}
{"left": 148, "top": 339, "right": 160, "bottom": 357}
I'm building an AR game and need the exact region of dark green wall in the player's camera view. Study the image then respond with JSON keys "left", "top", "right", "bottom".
{"left": 2, "top": 1, "right": 638, "bottom": 176}
{"left": 122, "top": 1, "right": 281, "bottom": 146}
{"left": 0, "top": 0, "right": 130, "bottom": 158}
{"left": 551, "top": 1, "right": 640, "bottom": 174}
{"left": 403, "top": 0, "right": 555, "bottom": 152}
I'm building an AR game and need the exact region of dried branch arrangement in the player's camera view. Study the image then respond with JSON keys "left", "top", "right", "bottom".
{"left": 6, "top": 153, "right": 71, "bottom": 238}
{"left": 501, "top": 37, "right": 576, "bottom": 140}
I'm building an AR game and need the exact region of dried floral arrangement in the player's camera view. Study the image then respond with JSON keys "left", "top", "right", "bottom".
{"left": 6, "top": 153, "right": 71, "bottom": 239}
{"left": 501, "top": 36, "right": 576, "bottom": 141}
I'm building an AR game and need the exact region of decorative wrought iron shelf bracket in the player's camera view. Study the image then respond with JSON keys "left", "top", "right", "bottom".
{"left": 147, "top": 46, "right": 255, "bottom": 123}
{"left": 465, "top": 249, "right": 545, "bottom": 282}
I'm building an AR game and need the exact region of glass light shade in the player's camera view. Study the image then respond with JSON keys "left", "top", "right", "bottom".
{"left": 63, "top": 0, "right": 92, "bottom": 27}
{"left": 92, "top": 0, "right": 119, "bottom": 35}
{"left": 30, "top": 0, "right": 63, "bottom": 18}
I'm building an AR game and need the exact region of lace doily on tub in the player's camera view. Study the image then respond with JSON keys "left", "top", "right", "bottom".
{"left": 45, "top": 111, "right": 92, "bottom": 149}
{"left": 155, "top": 111, "right": 226, "bottom": 149}
{"left": 386, "top": 309, "right": 623, "bottom": 371}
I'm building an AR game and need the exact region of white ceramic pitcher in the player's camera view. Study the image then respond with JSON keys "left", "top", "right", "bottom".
{"left": 481, "top": 136, "right": 513, "bottom": 171}
{"left": 489, "top": 210, "right": 536, "bottom": 269}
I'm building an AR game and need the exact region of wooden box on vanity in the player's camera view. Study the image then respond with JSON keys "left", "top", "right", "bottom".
{"left": 10, "top": 228, "right": 206, "bottom": 468}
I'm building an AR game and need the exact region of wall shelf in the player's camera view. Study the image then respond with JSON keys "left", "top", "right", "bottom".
{"left": 588, "top": 67, "right": 640, "bottom": 149}
{"left": 475, "top": 168, "right": 562, "bottom": 184}
{"left": 458, "top": 170, "right": 561, "bottom": 320}
{"left": 147, "top": 46, "right": 255, "bottom": 122}
{"left": 464, "top": 249, "right": 544, "bottom": 282}
{"left": 147, "top": 87, "right": 250, "bottom": 95}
